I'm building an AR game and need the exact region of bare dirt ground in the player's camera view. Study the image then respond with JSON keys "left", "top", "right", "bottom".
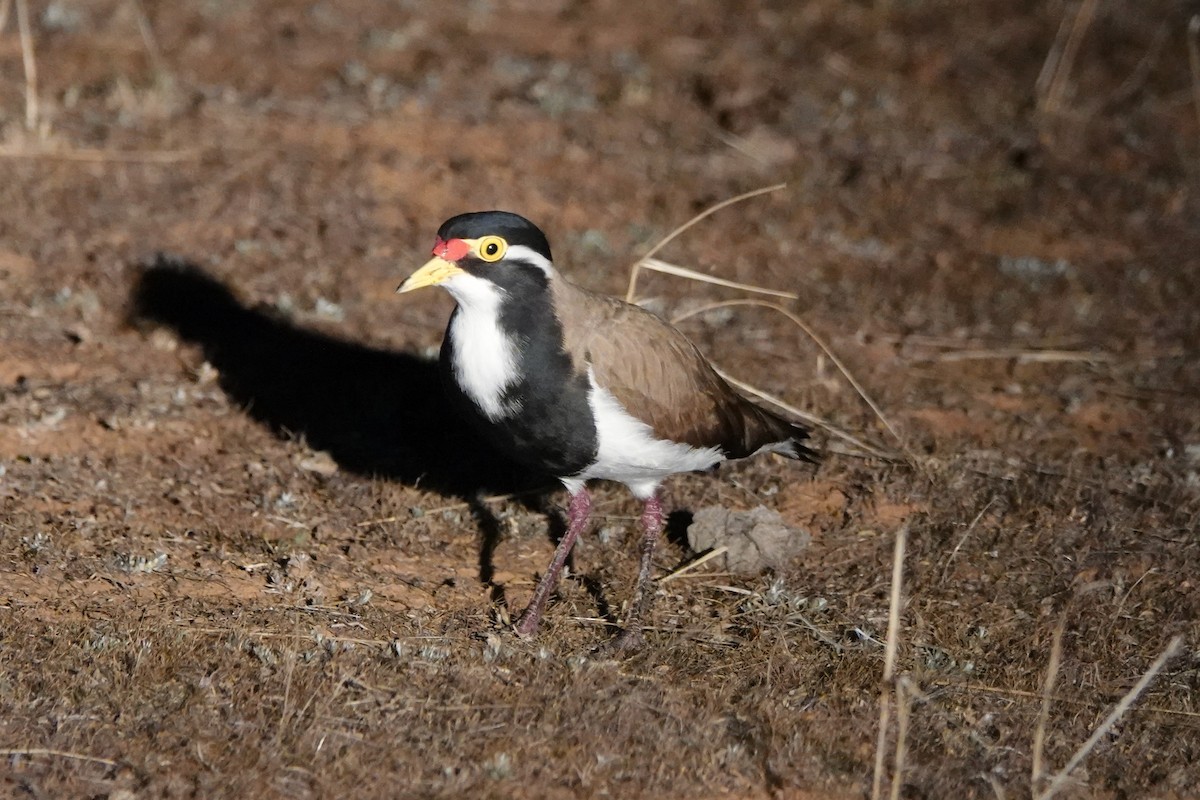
{"left": 2, "top": 1, "right": 1199, "bottom": 797}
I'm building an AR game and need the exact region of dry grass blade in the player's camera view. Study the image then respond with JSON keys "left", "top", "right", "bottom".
{"left": 1032, "top": 619, "right": 1067, "bottom": 791}
{"left": 636, "top": 257, "right": 798, "bottom": 300}
{"left": 674, "top": 298, "right": 911, "bottom": 460}
{"left": 924, "top": 348, "right": 1113, "bottom": 364}
{"left": 0, "top": 146, "right": 200, "bottom": 163}
{"left": 1036, "top": 635, "right": 1184, "bottom": 800}
{"left": 1038, "top": 0, "right": 1099, "bottom": 116}
{"left": 1035, "top": 4, "right": 1075, "bottom": 104}
{"left": 890, "top": 676, "right": 917, "bottom": 800}
{"left": 625, "top": 183, "right": 786, "bottom": 303}
{"left": 938, "top": 497, "right": 994, "bottom": 584}
{"left": 871, "top": 523, "right": 908, "bottom": 800}
{"left": 1188, "top": 16, "right": 1200, "bottom": 132}
{"left": 129, "top": 0, "right": 167, "bottom": 75}
{"left": 0, "top": 748, "right": 118, "bottom": 768}
{"left": 15, "top": 0, "right": 37, "bottom": 131}
{"left": 714, "top": 368, "right": 898, "bottom": 460}
{"left": 658, "top": 546, "right": 728, "bottom": 584}
{"left": 931, "top": 680, "right": 1200, "bottom": 721}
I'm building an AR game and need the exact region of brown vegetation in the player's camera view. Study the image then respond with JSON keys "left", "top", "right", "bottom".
{"left": 1, "top": 1, "right": 1198, "bottom": 797}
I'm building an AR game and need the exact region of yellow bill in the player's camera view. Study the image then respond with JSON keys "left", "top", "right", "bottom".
{"left": 396, "top": 257, "right": 465, "bottom": 293}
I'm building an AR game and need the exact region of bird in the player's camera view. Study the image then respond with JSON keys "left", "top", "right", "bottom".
{"left": 397, "top": 210, "right": 817, "bottom": 652}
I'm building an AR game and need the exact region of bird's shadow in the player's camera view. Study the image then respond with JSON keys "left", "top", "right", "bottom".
{"left": 128, "top": 255, "right": 565, "bottom": 605}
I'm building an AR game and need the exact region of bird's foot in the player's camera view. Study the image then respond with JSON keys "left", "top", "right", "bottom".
{"left": 513, "top": 608, "right": 541, "bottom": 640}
{"left": 592, "top": 626, "right": 645, "bottom": 658}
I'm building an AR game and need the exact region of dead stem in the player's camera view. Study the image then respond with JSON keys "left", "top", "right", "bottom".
{"left": 871, "top": 523, "right": 908, "bottom": 800}
{"left": 1035, "top": 5, "right": 1075, "bottom": 105}
{"left": 635, "top": 257, "right": 798, "bottom": 300}
{"left": 938, "top": 497, "right": 995, "bottom": 584}
{"left": 931, "top": 681, "right": 1200, "bottom": 721}
{"left": 890, "top": 675, "right": 917, "bottom": 800}
{"left": 129, "top": 0, "right": 167, "bottom": 75}
{"left": 714, "top": 368, "right": 897, "bottom": 460}
{"left": 658, "top": 546, "right": 729, "bottom": 584}
{"left": 625, "top": 183, "right": 786, "bottom": 303}
{"left": 674, "top": 298, "right": 912, "bottom": 460}
{"left": 1039, "top": 0, "right": 1099, "bottom": 116}
{"left": 15, "top": 0, "right": 37, "bottom": 132}
{"left": 923, "top": 348, "right": 1113, "bottom": 364}
{"left": 1032, "top": 619, "right": 1066, "bottom": 791}
{"left": 0, "top": 145, "right": 199, "bottom": 163}
{"left": 0, "top": 748, "right": 118, "bottom": 768}
{"left": 1036, "top": 636, "right": 1184, "bottom": 800}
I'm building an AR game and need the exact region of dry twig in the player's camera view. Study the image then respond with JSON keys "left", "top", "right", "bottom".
{"left": 658, "top": 546, "right": 729, "bottom": 584}
{"left": 938, "top": 497, "right": 995, "bottom": 584}
{"left": 625, "top": 183, "right": 786, "bottom": 303}
{"left": 890, "top": 675, "right": 917, "bottom": 800}
{"left": 932, "top": 679, "right": 1200, "bottom": 721}
{"left": 674, "top": 298, "right": 912, "bottom": 460}
{"left": 1038, "top": 0, "right": 1099, "bottom": 116}
{"left": 129, "top": 0, "right": 167, "bottom": 75}
{"left": 0, "top": 748, "right": 118, "bottom": 768}
{"left": 715, "top": 367, "right": 898, "bottom": 461}
{"left": 0, "top": 145, "right": 199, "bottom": 163}
{"left": 636, "top": 257, "right": 798, "bottom": 300}
{"left": 1036, "top": 636, "right": 1184, "bottom": 800}
{"left": 871, "top": 524, "right": 908, "bottom": 800}
{"left": 1032, "top": 619, "right": 1067, "bottom": 791}
{"left": 920, "top": 348, "right": 1113, "bottom": 364}
{"left": 15, "top": 0, "right": 37, "bottom": 131}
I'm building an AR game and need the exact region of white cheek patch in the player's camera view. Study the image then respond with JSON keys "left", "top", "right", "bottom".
{"left": 503, "top": 245, "right": 553, "bottom": 277}
{"left": 577, "top": 370, "right": 724, "bottom": 499}
{"left": 443, "top": 273, "right": 521, "bottom": 421}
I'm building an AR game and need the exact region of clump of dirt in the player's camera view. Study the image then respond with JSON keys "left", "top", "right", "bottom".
{"left": 688, "top": 505, "right": 810, "bottom": 573}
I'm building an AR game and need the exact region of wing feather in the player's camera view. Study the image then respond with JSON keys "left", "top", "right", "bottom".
{"left": 552, "top": 278, "right": 814, "bottom": 459}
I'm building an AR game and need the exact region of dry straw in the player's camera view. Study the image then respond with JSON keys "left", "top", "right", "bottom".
{"left": 871, "top": 523, "right": 908, "bottom": 800}
{"left": 1035, "top": 635, "right": 1184, "bottom": 800}
{"left": 14, "top": 0, "right": 37, "bottom": 131}
{"left": 627, "top": 184, "right": 910, "bottom": 462}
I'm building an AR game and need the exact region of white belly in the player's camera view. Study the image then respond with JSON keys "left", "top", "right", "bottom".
{"left": 565, "top": 370, "right": 724, "bottom": 499}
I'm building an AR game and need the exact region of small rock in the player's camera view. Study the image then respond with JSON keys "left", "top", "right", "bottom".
{"left": 686, "top": 505, "right": 810, "bottom": 574}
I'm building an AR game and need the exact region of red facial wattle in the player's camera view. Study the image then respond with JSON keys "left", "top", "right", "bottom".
{"left": 432, "top": 237, "right": 471, "bottom": 262}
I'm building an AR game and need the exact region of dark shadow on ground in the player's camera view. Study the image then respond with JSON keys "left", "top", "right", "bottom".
{"left": 129, "top": 257, "right": 571, "bottom": 600}
{"left": 129, "top": 256, "right": 553, "bottom": 497}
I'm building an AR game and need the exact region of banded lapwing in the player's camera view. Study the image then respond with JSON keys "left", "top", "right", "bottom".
{"left": 398, "top": 211, "right": 816, "bottom": 651}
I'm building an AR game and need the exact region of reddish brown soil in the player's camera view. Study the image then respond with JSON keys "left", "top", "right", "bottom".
{"left": 2, "top": 2, "right": 1199, "bottom": 798}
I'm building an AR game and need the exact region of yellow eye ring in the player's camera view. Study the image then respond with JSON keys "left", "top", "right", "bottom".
{"left": 476, "top": 236, "right": 508, "bottom": 262}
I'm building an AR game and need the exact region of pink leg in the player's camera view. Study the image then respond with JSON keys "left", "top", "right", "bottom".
{"left": 514, "top": 489, "right": 591, "bottom": 639}
{"left": 604, "top": 494, "right": 664, "bottom": 654}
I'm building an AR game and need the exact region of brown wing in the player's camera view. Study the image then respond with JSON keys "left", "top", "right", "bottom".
{"left": 552, "top": 278, "right": 812, "bottom": 459}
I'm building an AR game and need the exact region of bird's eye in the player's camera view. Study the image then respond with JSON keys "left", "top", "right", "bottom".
{"left": 476, "top": 235, "right": 508, "bottom": 262}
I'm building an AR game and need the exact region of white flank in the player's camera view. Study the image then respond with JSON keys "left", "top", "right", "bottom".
{"left": 569, "top": 369, "right": 724, "bottom": 499}
{"left": 442, "top": 272, "right": 521, "bottom": 421}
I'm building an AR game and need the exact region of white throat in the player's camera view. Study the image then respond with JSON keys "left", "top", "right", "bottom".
{"left": 443, "top": 272, "right": 521, "bottom": 421}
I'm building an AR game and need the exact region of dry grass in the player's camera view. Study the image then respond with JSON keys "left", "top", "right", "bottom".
{"left": 871, "top": 524, "right": 908, "bottom": 800}
{"left": 13, "top": 0, "right": 36, "bottom": 131}
{"left": 1, "top": 1, "right": 1198, "bottom": 797}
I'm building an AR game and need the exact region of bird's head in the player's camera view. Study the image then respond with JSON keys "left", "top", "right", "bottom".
{"left": 397, "top": 211, "right": 554, "bottom": 298}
